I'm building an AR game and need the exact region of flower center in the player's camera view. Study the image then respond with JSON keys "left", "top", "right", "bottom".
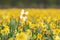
{"left": 22, "top": 14, "right": 26, "bottom": 17}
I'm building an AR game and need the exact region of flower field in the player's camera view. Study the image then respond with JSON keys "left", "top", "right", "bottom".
{"left": 0, "top": 8, "right": 60, "bottom": 40}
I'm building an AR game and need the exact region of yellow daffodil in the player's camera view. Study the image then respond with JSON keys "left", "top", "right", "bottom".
{"left": 53, "top": 29, "right": 60, "bottom": 35}
{"left": 1, "top": 24, "right": 10, "bottom": 35}
{"left": 35, "top": 23, "right": 40, "bottom": 28}
{"left": 37, "top": 33, "right": 42, "bottom": 39}
{"left": 16, "top": 32, "right": 28, "bottom": 40}
{"left": 18, "top": 26, "right": 23, "bottom": 31}
{"left": 47, "top": 16, "right": 51, "bottom": 23}
{"left": 50, "top": 23, "right": 56, "bottom": 29}
{"left": 0, "top": 9, "right": 60, "bottom": 40}
{"left": 40, "top": 22, "right": 47, "bottom": 28}
{"left": 29, "top": 21, "right": 36, "bottom": 28}
{"left": 33, "top": 35, "right": 37, "bottom": 39}
{"left": 25, "top": 29, "right": 31, "bottom": 35}
{"left": 54, "top": 36, "right": 60, "bottom": 40}
{"left": 8, "top": 37, "right": 14, "bottom": 40}
{"left": 1, "top": 28, "right": 10, "bottom": 35}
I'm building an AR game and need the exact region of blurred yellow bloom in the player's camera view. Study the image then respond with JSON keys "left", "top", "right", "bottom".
{"left": 0, "top": 9, "right": 60, "bottom": 40}
{"left": 2, "top": 14, "right": 10, "bottom": 20}
{"left": 40, "top": 22, "right": 47, "bottom": 28}
{"left": 37, "top": 33, "right": 42, "bottom": 39}
{"left": 1, "top": 30, "right": 5, "bottom": 35}
{"left": 18, "top": 26, "right": 23, "bottom": 31}
{"left": 54, "top": 36, "right": 60, "bottom": 40}
{"left": 16, "top": 32, "right": 28, "bottom": 40}
{"left": 15, "top": 16, "right": 20, "bottom": 22}
{"left": 3, "top": 24, "right": 9, "bottom": 28}
{"left": 53, "top": 17, "right": 58, "bottom": 21}
{"left": 53, "top": 29, "right": 60, "bottom": 35}
{"left": 26, "top": 29, "right": 31, "bottom": 35}
{"left": 1, "top": 24, "right": 10, "bottom": 35}
{"left": 29, "top": 21, "right": 35, "bottom": 28}
{"left": 8, "top": 37, "right": 13, "bottom": 40}
{"left": 47, "top": 16, "right": 51, "bottom": 23}
{"left": 1, "top": 28, "right": 10, "bottom": 35}
{"left": 33, "top": 35, "right": 36, "bottom": 39}
{"left": 35, "top": 23, "right": 40, "bottom": 28}
{"left": 50, "top": 23, "right": 56, "bottom": 29}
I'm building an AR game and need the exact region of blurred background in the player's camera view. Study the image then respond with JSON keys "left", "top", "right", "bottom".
{"left": 0, "top": 0, "right": 60, "bottom": 8}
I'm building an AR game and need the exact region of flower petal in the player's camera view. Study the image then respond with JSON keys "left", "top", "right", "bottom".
{"left": 21, "top": 9, "right": 24, "bottom": 15}
{"left": 23, "top": 17, "right": 27, "bottom": 21}
{"left": 25, "top": 11, "right": 28, "bottom": 15}
{"left": 20, "top": 15, "right": 23, "bottom": 19}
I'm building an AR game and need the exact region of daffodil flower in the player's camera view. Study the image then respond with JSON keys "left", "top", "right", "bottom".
{"left": 54, "top": 36, "right": 60, "bottom": 40}
{"left": 20, "top": 9, "right": 28, "bottom": 21}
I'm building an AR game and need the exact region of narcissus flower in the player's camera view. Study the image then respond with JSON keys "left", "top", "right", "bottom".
{"left": 20, "top": 9, "right": 28, "bottom": 21}
{"left": 8, "top": 37, "right": 14, "bottom": 40}
{"left": 16, "top": 32, "right": 28, "bottom": 40}
{"left": 37, "top": 33, "right": 42, "bottom": 39}
{"left": 53, "top": 29, "right": 60, "bottom": 35}
{"left": 54, "top": 36, "right": 60, "bottom": 40}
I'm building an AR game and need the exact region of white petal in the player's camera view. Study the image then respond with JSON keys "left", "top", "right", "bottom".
{"left": 23, "top": 17, "right": 27, "bottom": 21}
{"left": 20, "top": 15, "right": 23, "bottom": 19}
{"left": 25, "top": 11, "right": 28, "bottom": 15}
{"left": 22, "top": 9, "right": 24, "bottom": 12}
{"left": 21, "top": 9, "right": 24, "bottom": 15}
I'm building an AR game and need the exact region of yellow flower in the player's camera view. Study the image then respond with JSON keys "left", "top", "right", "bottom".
{"left": 1, "top": 30, "right": 5, "bottom": 35}
{"left": 54, "top": 36, "right": 60, "bottom": 40}
{"left": 35, "top": 23, "right": 40, "bottom": 28}
{"left": 47, "top": 16, "right": 51, "bottom": 23}
{"left": 2, "top": 14, "right": 10, "bottom": 20}
{"left": 40, "top": 22, "right": 47, "bottom": 28}
{"left": 3, "top": 24, "right": 9, "bottom": 28}
{"left": 43, "top": 16, "right": 47, "bottom": 20}
{"left": 53, "top": 17, "right": 58, "bottom": 21}
{"left": 37, "top": 33, "right": 42, "bottom": 39}
{"left": 25, "top": 29, "right": 31, "bottom": 35}
{"left": 32, "top": 27, "right": 37, "bottom": 32}
{"left": 15, "top": 16, "right": 20, "bottom": 22}
{"left": 53, "top": 29, "right": 60, "bottom": 35}
{"left": 25, "top": 29, "right": 32, "bottom": 40}
{"left": 18, "top": 26, "right": 23, "bottom": 31}
{"left": 5, "top": 16, "right": 10, "bottom": 22}
{"left": 1, "top": 28, "right": 10, "bottom": 35}
{"left": 50, "top": 23, "right": 55, "bottom": 29}
{"left": 8, "top": 37, "right": 13, "bottom": 40}
{"left": 34, "top": 18, "right": 40, "bottom": 23}
{"left": 1, "top": 24, "right": 10, "bottom": 35}
{"left": 16, "top": 32, "right": 28, "bottom": 40}
{"left": 29, "top": 21, "right": 35, "bottom": 28}
{"left": 33, "top": 35, "right": 36, "bottom": 39}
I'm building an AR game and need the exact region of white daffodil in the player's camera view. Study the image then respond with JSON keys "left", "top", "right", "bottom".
{"left": 20, "top": 9, "right": 28, "bottom": 21}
